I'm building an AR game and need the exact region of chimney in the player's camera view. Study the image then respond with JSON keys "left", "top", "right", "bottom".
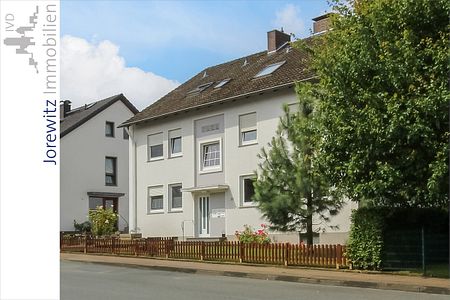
{"left": 60, "top": 100, "right": 71, "bottom": 119}
{"left": 312, "top": 13, "right": 333, "bottom": 34}
{"left": 267, "top": 29, "right": 291, "bottom": 53}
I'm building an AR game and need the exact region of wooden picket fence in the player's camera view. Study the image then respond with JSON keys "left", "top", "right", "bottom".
{"left": 60, "top": 236, "right": 349, "bottom": 268}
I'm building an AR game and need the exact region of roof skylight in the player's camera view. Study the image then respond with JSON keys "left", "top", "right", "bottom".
{"left": 187, "top": 82, "right": 213, "bottom": 94}
{"left": 254, "top": 61, "right": 286, "bottom": 78}
{"left": 214, "top": 78, "right": 231, "bottom": 89}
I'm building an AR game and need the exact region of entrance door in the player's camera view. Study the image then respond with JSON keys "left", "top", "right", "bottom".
{"left": 199, "top": 196, "right": 210, "bottom": 237}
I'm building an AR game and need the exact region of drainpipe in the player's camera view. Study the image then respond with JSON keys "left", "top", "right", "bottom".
{"left": 126, "top": 125, "right": 138, "bottom": 233}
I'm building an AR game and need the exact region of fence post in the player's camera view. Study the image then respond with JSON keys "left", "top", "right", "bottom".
{"left": 165, "top": 240, "right": 169, "bottom": 259}
{"left": 284, "top": 243, "right": 290, "bottom": 267}
{"left": 201, "top": 241, "right": 205, "bottom": 261}
{"left": 239, "top": 242, "right": 244, "bottom": 263}
{"left": 134, "top": 239, "right": 138, "bottom": 257}
{"left": 111, "top": 237, "right": 116, "bottom": 255}
{"left": 421, "top": 226, "right": 426, "bottom": 276}
{"left": 83, "top": 236, "right": 87, "bottom": 254}
{"left": 336, "top": 244, "right": 342, "bottom": 269}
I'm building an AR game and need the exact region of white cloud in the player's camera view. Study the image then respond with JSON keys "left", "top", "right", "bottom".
{"left": 61, "top": 35, "right": 179, "bottom": 110}
{"left": 273, "top": 4, "right": 305, "bottom": 35}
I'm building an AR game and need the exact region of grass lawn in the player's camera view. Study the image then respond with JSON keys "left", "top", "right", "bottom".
{"left": 391, "top": 264, "right": 449, "bottom": 278}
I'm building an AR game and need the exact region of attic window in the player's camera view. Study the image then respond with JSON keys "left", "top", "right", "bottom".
{"left": 214, "top": 79, "right": 231, "bottom": 89}
{"left": 254, "top": 61, "right": 285, "bottom": 78}
{"left": 187, "top": 82, "right": 213, "bottom": 95}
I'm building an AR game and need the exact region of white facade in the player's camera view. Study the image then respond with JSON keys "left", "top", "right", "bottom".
{"left": 128, "top": 87, "right": 357, "bottom": 244}
{"left": 61, "top": 100, "right": 136, "bottom": 232}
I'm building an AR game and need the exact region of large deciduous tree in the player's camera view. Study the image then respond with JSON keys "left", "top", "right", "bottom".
{"left": 309, "top": 0, "right": 449, "bottom": 207}
{"left": 253, "top": 85, "right": 343, "bottom": 245}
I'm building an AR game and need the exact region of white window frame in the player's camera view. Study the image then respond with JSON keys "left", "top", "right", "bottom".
{"left": 168, "top": 129, "right": 182, "bottom": 158}
{"left": 239, "top": 112, "right": 257, "bottom": 146}
{"left": 254, "top": 61, "right": 286, "bottom": 78}
{"left": 168, "top": 183, "right": 183, "bottom": 212}
{"left": 147, "top": 185, "right": 164, "bottom": 214}
{"left": 240, "top": 174, "right": 256, "bottom": 206}
{"left": 198, "top": 138, "right": 222, "bottom": 174}
{"left": 147, "top": 132, "right": 164, "bottom": 161}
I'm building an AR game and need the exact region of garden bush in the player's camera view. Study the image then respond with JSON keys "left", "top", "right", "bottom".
{"left": 88, "top": 206, "right": 118, "bottom": 236}
{"left": 347, "top": 207, "right": 449, "bottom": 270}
{"left": 235, "top": 224, "right": 271, "bottom": 244}
{"left": 347, "top": 207, "right": 387, "bottom": 270}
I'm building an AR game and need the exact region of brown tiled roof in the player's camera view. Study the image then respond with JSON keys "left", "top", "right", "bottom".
{"left": 122, "top": 40, "right": 315, "bottom": 126}
{"left": 61, "top": 94, "right": 138, "bottom": 138}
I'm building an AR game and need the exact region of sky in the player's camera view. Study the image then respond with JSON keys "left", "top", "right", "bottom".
{"left": 61, "top": 0, "right": 331, "bottom": 110}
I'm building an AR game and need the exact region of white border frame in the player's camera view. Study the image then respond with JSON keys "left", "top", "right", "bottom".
{"left": 147, "top": 185, "right": 164, "bottom": 214}
{"left": 240, "top": 174, "right": 257, "bottom": 207}
{"left": 147, "top": 132, "right": 164, "bottom": 162}
{"left": 168, "top": 183, "right": 183, "bottom": 212}
{"left": 239, "top": 112, "right": 258, "bottom": 147}
{"left": 198, "top": 137, "right": 223, "bottom": 174}
{"left": 168, "top": 128, "right": 183, "bottom": 159}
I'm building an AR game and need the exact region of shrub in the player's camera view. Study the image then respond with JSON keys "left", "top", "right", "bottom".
{"left": 73, "top": 220, "right": 91, "bottom": 233}
{"left": 346, "top": 207, "right": 387, "bottom": 270}
{"left": 88, "top": 206, "right": 118, "bottom": 236}
{"left": 347, "top": 207, "right": 449, "bottom": 270}
{"left": 235, "top": 224, "right": 271, "bottom": 244}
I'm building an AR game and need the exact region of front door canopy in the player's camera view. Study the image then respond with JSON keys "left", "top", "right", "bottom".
{"left": 87, "top": 192, "right": 125, "bottom": 198}
{"left": 182, "top": 185, "right": 229, "bottom": 195}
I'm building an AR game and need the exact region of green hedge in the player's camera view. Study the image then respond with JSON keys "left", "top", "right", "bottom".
{"left": 347, "top": 207, "right": 387, "bottom": 270}
{"left": 346, "top": 207, "right": 448, "bottom": 270}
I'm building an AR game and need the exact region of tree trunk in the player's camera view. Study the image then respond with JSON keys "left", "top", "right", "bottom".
{"left": 306, "top": 190, "right": 313, "bottom": 245}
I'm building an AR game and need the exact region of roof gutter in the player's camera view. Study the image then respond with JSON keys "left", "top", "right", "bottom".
{"left": 119, "top": 75, "right": 317, "bottom": 127}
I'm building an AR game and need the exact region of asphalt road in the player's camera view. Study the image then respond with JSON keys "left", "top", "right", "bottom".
{"left": 61, "top": 261, "right": 447, "bottom": 300}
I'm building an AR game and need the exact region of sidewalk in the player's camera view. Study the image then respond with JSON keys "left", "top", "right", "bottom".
{"left": 60, "top": 253, "right": 450, "bottom": 295}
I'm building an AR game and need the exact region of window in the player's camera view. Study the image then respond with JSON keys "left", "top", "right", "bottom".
{"left": 147, "top": 132, "right": 163, "bottom": 160}
{"left": 123, "top": 128, "right": 129, "bottom": 140}
{"left": 89, "top": 197, "right": 103, "bottom": 210}
{"left": 105, "top": 157, "right": 117, "bottom": 186}
{"left": 89, "top": 197, "right": 118, "bottom": 212}
{"left": 169, "top": 129, "right": 182, "bottom": 157}
{"left": 241, "top": 175, "right": 256, "bottom": 205}
{"left": 148, "top": 185, "right": 163, "bottom": 213}
{"left": 239, "top": 112, "right": 257, "bottom": 145}
{"left": 105, "top": 121, "right": 115, "bottom": 137}
{"left": 254, "top": 61, "right": 285, "bottom": 78}
{"left": 187, "top": 82, "right": 213, "bottom": 94}
{"left": 202, "top": 142, "right": 221, "bottom": 169}
{"left": 214, "top": 78, "right": 231, "bottom": 89}
{"left": 169, "top": 184, "right": 182, "bottom": 211}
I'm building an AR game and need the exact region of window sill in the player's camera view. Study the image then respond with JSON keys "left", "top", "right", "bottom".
{"left": 240, "top": 203, "right": 257, "bottom": 208}
{"left": 169, "top": 153, "right": 183, "bottom": 159}
{"left": 148, "top": 157, "right": 164, "bottom": 162}
{"left": 168, "top": 209, "right": 183, "bottom": 214}
{"left": 147, "top": 211, "right": 164, "bottom": 215}
{"left": 239, "top": 141, "right": 258, "bottom": 147}
{"left": 105, "top": 135, "right": 115, "bottom": 138}
{"left": 199, "top": 167, "right": 222, "bottom": 175}
{"left": 105, "top": 184, "right": 117, "bottom": 187}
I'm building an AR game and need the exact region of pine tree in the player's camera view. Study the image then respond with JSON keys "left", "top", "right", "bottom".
{"left": 253, "top": 85, "right": 343, "bottom": 245}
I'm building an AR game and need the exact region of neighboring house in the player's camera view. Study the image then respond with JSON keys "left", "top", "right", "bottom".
{"left": 121, "top": 17, "right": 357, "bottom": 244}
{"left": 60, "top": 94, "right": 138, "bottom": 232}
